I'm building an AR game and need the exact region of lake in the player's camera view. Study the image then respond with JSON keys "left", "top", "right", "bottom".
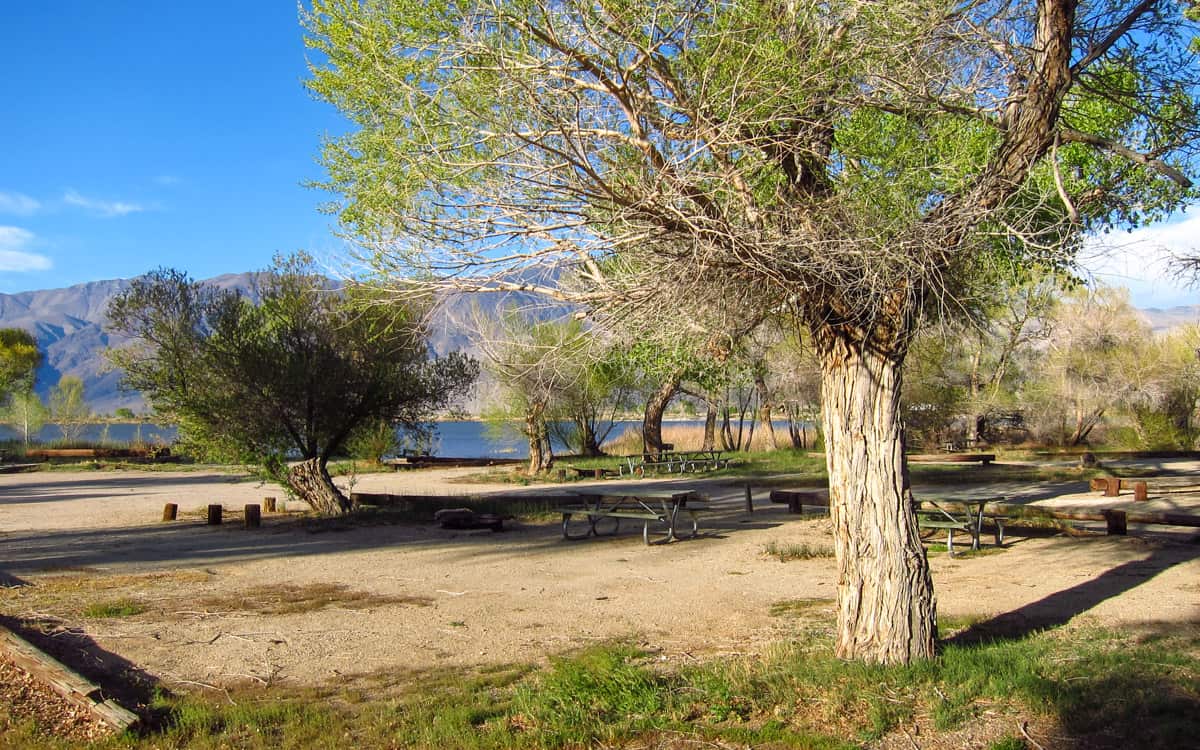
{"left": 0, "top": 419, "right": 801, "bottom": 459}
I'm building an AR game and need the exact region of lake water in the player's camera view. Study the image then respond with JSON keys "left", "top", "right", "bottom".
{"left": 0, "top": 419, "right": 801, "bottom": 459}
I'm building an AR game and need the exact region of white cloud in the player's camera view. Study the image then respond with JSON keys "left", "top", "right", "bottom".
{"left": 0, "top": 226, "right": 52, "bottom": 271}
{"left": 63, "top": 189, "right": 145, "bottom": 217}
{"left": 1079, "top": 212, "right": 1200, "bottom": 308}
{"left": 0, "top": 191, "right": 40, "bottom": 216}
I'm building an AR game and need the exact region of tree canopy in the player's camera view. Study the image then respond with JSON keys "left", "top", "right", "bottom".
{"left": 0, "top": 328, "right": 40, "bottom": 400}
{"left": 304, "top": 0, "right": 1199, "bottom": 663}
{"left": 106, "top": 254, "right": 479, "bottom": 513}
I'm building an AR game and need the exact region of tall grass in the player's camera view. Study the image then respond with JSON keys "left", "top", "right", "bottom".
{"left": 602, "top": 423, "right": 797, "bottom": 454}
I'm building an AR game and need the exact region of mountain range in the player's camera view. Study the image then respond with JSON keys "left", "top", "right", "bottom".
{"left": 0, "top": 273, "right": 497, "bottom": 414}
{"left": 1, "top": 274, "right": 1197, "bottom": 414}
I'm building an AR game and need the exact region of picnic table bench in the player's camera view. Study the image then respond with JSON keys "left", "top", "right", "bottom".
{"left": 616, "top": 449, "right": 729, "bottom": 477}
{"left": 914, "top": 497, "right": 1007, "bottom": 557}
{"left": 561, "top": 490, "right": 708, "bottom": 544}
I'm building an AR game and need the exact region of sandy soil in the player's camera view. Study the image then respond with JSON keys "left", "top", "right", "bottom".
{"left": 1, "top": 463, "right": 1198, "bottom": 692}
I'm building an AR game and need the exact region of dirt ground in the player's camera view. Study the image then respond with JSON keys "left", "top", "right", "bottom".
{"left": 1, "top": 462, "right": 1198, "bottom": 694}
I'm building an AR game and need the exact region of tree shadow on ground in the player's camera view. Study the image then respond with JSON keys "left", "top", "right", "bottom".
{"left": 939, "top": 539, "right": 1200, "bottom": 748}
{"left": 945, "top": 541, "right": 1200, "bottom": 647}
{"left": 0, "top": 472, "right": 267, "bottom": 505}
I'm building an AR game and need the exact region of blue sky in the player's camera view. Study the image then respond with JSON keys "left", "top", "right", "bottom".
{"left": 0, "top": 3, "right": 345, "bottom": 294}
{"left": 0, "top": 3, "right": 1197, "bottom": 308}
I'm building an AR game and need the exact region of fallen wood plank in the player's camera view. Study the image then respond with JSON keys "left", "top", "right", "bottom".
{"left": 0, "top": 624, "right": 138, "bottom": 733}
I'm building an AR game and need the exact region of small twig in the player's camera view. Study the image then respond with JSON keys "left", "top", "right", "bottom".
{"left": 1020, "top": 721, "right": 1046, "bottom": 750}
{"left": 435, "top": 589, "right": 468, "bottom": 596}
{"left": 900, "top": 725, "right": 922, "bottom": 750}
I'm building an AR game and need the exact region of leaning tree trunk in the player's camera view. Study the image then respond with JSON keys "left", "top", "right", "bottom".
{"left": 288, "top": 457, "right": 350, "bottom": 515}
{"left": 816, "top": 324, "right": 936, "bottom": 665}
{"left": 701, "top": 395, "right": 719, "bottom": 451}
{"left": 753, "top": 371, "right": 781, "bottom": 451}
{"left": 643, "top": 371, "right": 681, "bottom": 456}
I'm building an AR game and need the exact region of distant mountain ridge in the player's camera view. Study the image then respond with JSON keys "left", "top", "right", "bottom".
{"left": 0, "top": 273, "right": 258, "bottom": 413}
{"left": 0, "top": 273, "right": 532, "bottom": 414}
{"left": 2, "top": 273, "right": 1194, "bottom": 414}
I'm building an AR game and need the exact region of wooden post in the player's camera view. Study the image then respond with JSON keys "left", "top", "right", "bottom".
{"left": 1104, "top": 509, "right": 1127, "bottom": 536}
{"left": 744, "top": 484, "right": 753, "bottom": 514}
{"left": 161, "top": 503, "right": 178, "bottom": 522}
{"left": 1133, "top": 482, "right": 1148, "bottom": 502}
{"left": 594, "top": 468, "right": 604, "bottom": 480}
{"left": 206, "top": 504, "right": 223, "bottom": 525}
{"left": 1104, "top": 477, "right": 1121, "bottom": 497}
{"left": 244, "top": 504, "right": 261, "bottom": 529}
{"left": 263, "top": 496, "right": 277, "bottom": 513}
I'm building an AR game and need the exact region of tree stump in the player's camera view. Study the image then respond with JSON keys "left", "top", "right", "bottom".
{"left": 244, "top": 504, "right": 261, "bottom": 529}
{"left": 162, "top": 503, "right": 178, "bottom": 522}
{"left": 593, "top": 467, "right": 604, "bottom": 480}
{"left": 1133, "top": 482, "right": 1148, "bottom": 502}
{"left": 207, "top": 504, "right": 223, "bottom": 525}
{"left": 1104, "top": 509, "right": 1127, "bottom": 536}
{"left": 744, "top": 484, "right": 754, "bottom": 513}
{"left": 263, "top": 496, "right": 277, "bottom": 513}
{"left": 1104, "top": 477, "right": 1121, "bottom": 497}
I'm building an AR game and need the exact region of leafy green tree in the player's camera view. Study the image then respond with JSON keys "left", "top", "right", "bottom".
{"left": 107, "top": 254, "right": 478, "bottom": 513}
{"left": 2, "top": 389, "right": 48, "bottom": 447}
{"left": 114, "top": 407, "right": 136, "bottom": 420}
{"left": 306, "top": 0, "right": 1199, "bottom": 663}
{"left": 49, "top": 375, "right": 91, "bottom": 445}
{"left": 0, "top": 328, "right": 40, "bottom": 400}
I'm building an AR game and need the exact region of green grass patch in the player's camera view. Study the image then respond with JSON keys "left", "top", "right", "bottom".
{"left": 763, "top": 540, "right": 835, "bottom": 562}
{"left": 81, "top": 598, "right": 146, "bottom": 619}
{"left": 769, "top": 598, "right": 834, "bottom": 617}
{"left": 4, "top": 626, "right": 1198, "bottom": 748}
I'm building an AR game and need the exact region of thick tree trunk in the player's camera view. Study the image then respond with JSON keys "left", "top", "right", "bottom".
{"left": 817, "top": 326, "right": 937, "bottom": 665}
{"left": 576, "top": 415, "right": 602, "bottom": 457}
{"left": 287, "top": 457, "right": 350, "bottom": 515}
{"left": 753, "top": 372, "right": 780, "bottom": 450}
{"left": 643, "top": 372, "right": 680, "bottom": 456}
{"left": 701, "top": 397, "right": 719, "bottom": 451}
{"left": 526, "top": 401, "right": 553, "bottom": 473}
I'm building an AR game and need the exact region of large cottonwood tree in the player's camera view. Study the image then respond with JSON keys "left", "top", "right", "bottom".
{"left": 305, "top": 0, "right": 1199, "bottom": 662}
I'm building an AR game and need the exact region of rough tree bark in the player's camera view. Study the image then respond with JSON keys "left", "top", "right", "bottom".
{"left": 287, "top": 457, "right": 351, "bottom": 515}
{"left": 815, "top": 317, "right": 937, "bottom": 664}
{"left": 701, "top": 395, "right": 719, "bottom": 451}
{"left": 753, "top": 370, "right": 781, "bottom": 450}
{"left": 526, "top": 400, "right": 554, "bottom": 473}
{"left": 643, "top": 370, "right": 682, "bottom": 456}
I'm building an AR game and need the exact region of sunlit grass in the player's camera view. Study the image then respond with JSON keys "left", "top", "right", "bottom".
{"left": 6, "top": 625, "right": 1193, "bottom": 749}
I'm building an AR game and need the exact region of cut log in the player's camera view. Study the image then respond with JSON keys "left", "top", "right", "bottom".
{"left": 162, "top": 503, "right": 178, "bottom": 522}
{"left": 244, "top": 504, "right": 261, "bottom": 529}
{"left": 1134, "top": 482, "right": 1148, "bottom": 502}
{"left": 207, "top": 504, "right": 222, "bottom": 525}
{"left": 263, "top": 496, "right": 277, "bottom": 513}
{"left": 0, "top": 624, "right": 139, "bottom": 733}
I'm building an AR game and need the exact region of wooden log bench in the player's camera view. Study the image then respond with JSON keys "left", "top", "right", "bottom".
{"left": 433, "top": 508, "right": 509, "bottom": 531}
{"left": 769, "top": 489, "right": 829, "bottom": 513}
{"left": 567, "top": 465, "right": 619, "bottom": 479}
{"left": 908, "top": 453, "right": 996, "bottom": 466}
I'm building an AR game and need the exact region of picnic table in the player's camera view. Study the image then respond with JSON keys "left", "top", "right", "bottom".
{"left": 914, "top": 497, "right": 1007, "bottom": 557}
{"left": 616, "top": 449, "right": 729, "bottom": 477}
{"left": 560, "top": 491, "right": 708, "bottom": 544}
